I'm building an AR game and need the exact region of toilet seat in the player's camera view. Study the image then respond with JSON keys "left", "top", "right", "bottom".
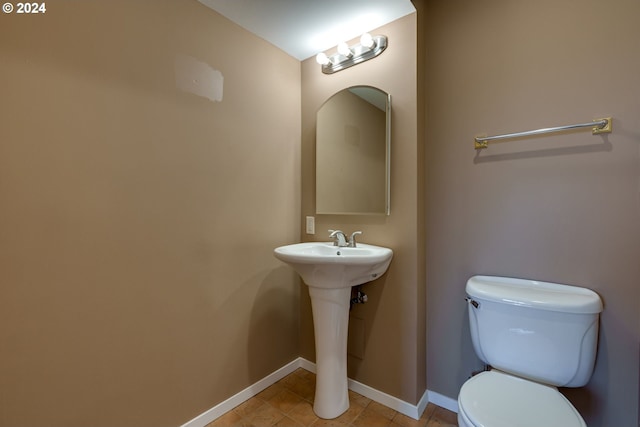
{"left": 458, "top": 370, "right": 586, "bottom": 427}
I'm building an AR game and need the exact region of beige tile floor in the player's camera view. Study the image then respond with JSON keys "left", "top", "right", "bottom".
{"left": 207, "top": 368, "right": 458, "bottom": 427}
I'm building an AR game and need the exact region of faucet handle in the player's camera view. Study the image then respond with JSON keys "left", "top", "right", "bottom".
{"left": 349, "top": 231, "right": 363, "bottom": 247}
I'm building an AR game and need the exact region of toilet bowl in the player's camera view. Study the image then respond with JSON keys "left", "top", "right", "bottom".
{"left": 457, "top": 370, "right": 585, "bottom": 427}
{"left": 458, "top": 275, "right": 603, "bottom": 427}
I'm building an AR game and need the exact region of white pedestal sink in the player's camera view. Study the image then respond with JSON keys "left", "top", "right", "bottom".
{"left": 274, "top": 242, "right": 393, "bottom": 419}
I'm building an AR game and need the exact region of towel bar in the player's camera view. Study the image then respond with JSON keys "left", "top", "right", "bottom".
{"left": 475, "top": 117, "right": 612, "bottom": 149}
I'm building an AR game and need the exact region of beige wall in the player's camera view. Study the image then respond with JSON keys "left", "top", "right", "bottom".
{"left": 0, "top": 1, "right": 301, "bottom": 426}
{"left": 422, "top": 0, "right": 640, "bottom": 425}
{"left": 301, "top": 14, "right": 426, "bottom": 405}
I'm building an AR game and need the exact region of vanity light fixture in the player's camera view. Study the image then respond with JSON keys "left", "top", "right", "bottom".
{"left": 315, "top": 33, "right": 388, "bottom": 74}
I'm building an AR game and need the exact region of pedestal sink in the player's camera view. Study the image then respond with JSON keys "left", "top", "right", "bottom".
{"left": 273, "top": 241, "right": 393, "bottom": 419}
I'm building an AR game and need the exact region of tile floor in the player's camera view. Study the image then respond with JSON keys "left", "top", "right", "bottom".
{"left": 207, "top": 368, "right": 458, "bottom": 427}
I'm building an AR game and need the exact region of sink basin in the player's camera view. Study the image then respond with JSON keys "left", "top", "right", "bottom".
{"left": 273, "top": 242, "right": 393, "bottom": 289}
{"left": 274, "top": 240, "right": 393, "bottom": 419}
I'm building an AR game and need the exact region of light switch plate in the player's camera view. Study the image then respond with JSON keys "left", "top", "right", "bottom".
{"left": 305, "top": 216, "right": 315, "bottom": 234}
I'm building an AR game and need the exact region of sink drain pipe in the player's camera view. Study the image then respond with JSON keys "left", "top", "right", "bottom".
{"left": 350, "top": 286, "right": 367, "bottom": 310}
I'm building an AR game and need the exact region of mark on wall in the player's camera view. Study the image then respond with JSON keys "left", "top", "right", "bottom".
{"left": 174, "top": 54, "right": 223, "bottom": 102}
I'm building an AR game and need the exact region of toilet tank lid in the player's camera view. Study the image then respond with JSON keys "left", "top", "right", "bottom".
{"left": 466, "top": 276, "right": 603, "bottom": 314}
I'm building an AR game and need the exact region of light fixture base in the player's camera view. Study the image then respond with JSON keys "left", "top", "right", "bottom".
{"left": 321, "top": 35, "right": 388, "bottom": 74}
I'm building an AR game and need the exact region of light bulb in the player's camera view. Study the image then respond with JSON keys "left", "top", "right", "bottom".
{"left": 360, "top": 33, "right": 374, "bottom": 49}
{"left": 337, "top": 42, "right": 352, "bottom": 57}
{"left": 316, "top": 52, "right": 330, "bottom": 65}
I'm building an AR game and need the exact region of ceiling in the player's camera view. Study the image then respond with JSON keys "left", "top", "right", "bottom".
{"left": 197, "top": 0, "right": 416, "bottom": 61}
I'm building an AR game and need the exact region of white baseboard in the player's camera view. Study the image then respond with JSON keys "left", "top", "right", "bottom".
{"left": 179, "top": 358, "right": 301, "bottom": 427}
{"left": 180, "top": 357, "right": 458, "bottom": 427}
{"left": 348, "top": 376, "right": 428, "bottom": 420}
{"left": 427, "top": 389, "right": 459, "bottom": 414}
{"left": 297, "top": 357, "right": 316, "bottom": 373}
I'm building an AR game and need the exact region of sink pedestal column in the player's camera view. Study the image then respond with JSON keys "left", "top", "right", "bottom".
{"left": 308, "top": 286, "right": 351, "bottom": 419}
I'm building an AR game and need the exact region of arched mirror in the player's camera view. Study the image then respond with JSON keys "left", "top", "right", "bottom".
{"left": 316, "top": 86, "right": 391, "bottom": 215}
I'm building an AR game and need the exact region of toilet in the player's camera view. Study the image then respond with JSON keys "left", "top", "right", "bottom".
{"left": 458, "top": 275, "right": 603, "bottom": 427}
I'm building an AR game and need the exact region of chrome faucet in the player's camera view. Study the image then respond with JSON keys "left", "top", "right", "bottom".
{"left": 329, "top": 230, "right": 348, "bottom": 247}
{"left": 329, "top": 230, "right": 363, "bottom": 247}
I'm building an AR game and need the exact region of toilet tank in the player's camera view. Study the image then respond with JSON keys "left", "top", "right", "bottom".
{"left": 466, "top": 275, "right": 603, "bottom": 387}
